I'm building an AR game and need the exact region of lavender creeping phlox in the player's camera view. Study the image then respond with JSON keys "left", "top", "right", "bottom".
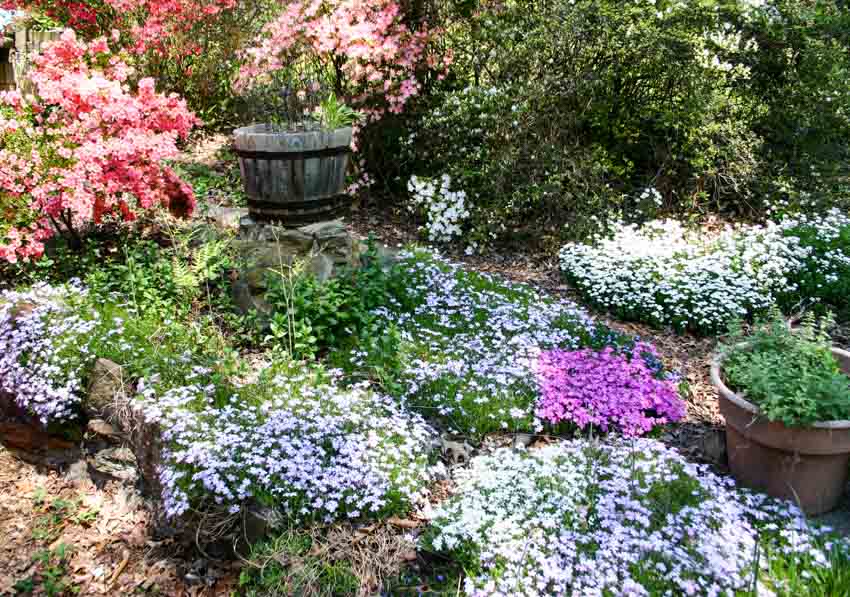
{"left": 424, "top": 439, "right": 846, "bottom": 597}
{"left": 137, "top": 366, "right": 439, "bottom": 520}
{"left": 349, "top": 251, "right": 600, "bottom": 436}
{"left": 0, "top": 282, "right": 108, "bottom": 423}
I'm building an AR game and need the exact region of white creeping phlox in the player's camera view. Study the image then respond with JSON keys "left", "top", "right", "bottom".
{"left": 407, "top": 174, "right": 470, "bottom": 243}
{"left": 559, "top": 210, "right": 850, "bottom": 333}
{"left": 137, "top": 367, "right": 437, "bottom": 520}
{"left": 424, "top": 439, "right": 847, "bottom": 597}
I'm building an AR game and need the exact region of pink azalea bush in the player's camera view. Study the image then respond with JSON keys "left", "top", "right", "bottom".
{"left": 1, "top": 0, "right": 236, "bottom": 52}
{"left": 236, "top": 0, "right": 449, "bottom": 121}
{"left": 0, "top": 30, "right": 198, "bottom": 263}
{"left": 535, "top": 343, "right": 686, "bottom": 436}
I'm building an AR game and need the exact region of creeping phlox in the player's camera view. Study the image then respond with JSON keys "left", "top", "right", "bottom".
{"left": 425, "top": 439, "right": 846, "bottom": 597}
{"left": 559, "top": 211, "right": 850, "bottom": 333}
{"left": 137, "top": 368, "right": 437, "bottom": 520}
{"left": 350, "top": 252, "right": 682, "bottom": 437}
{"left": 407, "top": 175, "right": 470, "bottom": 244}
{"left": 0, "top": 282, "right": 104, "bottom": 423}
{"left": 536, "top": 344, "right": 685, "bottom": 436}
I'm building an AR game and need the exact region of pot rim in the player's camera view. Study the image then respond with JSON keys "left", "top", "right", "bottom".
{"left": 233, "top": 124, "right": 353, "bottom": 137}
{"left": 710, "top": 343, "right": 850, "bottom": 429}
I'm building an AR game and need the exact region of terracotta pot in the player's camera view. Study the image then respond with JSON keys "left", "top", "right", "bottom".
{"left": 711, "top": 346, "right": 850, "bottom": 515}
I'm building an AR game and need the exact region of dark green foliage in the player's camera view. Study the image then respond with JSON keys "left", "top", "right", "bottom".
{"left": 263, "top": 238, "right": 404, "bottom": 359}
{"left": 390, "top": 0, "right": 850, "bottom": 247}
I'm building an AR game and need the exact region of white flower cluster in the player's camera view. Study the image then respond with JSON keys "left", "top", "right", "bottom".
{"left": 425, "top": 439, "right": 845, "bottom": 596}
{"left": 138, "top": 366, "right": 438, "bottom": 521}
{"left": 407, "top": 174, "right": 470, "bottom": 243}
{"left": 559, "top": 210, "right": 850, "bottom": 333}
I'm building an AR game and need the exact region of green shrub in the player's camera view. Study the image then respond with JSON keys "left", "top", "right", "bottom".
{"left": 391, "top": 0, "right": 850, "bottom": 248}
{"left": 263, "top": 239, "right": 404, "bottom": 359}
{"left": 720, "top": 311, "right": 850, "bottom": 426}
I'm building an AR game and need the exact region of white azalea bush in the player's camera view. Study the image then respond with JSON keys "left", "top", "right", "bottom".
{"left": 407, "top": 174, "right": 470, "bottom": 243}
{"left": 424, "top": 439, "right": 849, "bottom": 596}
{"left": 559, "top": 210, "right": 850, "bottom": 333}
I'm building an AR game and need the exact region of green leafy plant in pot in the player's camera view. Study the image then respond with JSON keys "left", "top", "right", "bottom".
{"left": 711, "top": 310, "right": 850, "bottom": 514}
{"left": 233, "top": 69, "right": 361, "bottom": 227}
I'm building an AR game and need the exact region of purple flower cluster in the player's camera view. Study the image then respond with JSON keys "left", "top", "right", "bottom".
{"left": 137, "top": 367, "right": 438, "bottom": 520}
{"left": 0, "top": 282, "right": 99, "bottom": 423}
{"left": 535, "top": 343, "right": 685, "bottom": 436}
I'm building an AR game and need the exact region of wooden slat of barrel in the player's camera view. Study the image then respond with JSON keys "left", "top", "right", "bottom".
{"left": 233, "top": 125, "right": 352, "bottom": 226}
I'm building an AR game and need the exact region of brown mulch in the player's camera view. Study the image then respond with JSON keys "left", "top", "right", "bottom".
{"left": 0, "top": 447, "right": 239, "bottom": 596}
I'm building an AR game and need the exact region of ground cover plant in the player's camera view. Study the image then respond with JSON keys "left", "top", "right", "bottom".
{"left": 424, "top": 439, "right": 850, "bottom": 596}
{"left": 4, "top": 233, "right": 850, "bottom": 594}
{"left": 337, "top": 249, "right": 685, "bottom": 437}
{"left": 559, "top": 210, "right": 850, "bottom": 334}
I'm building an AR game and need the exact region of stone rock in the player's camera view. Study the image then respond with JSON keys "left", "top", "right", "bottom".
{"left": 86, "top": 358, "right": 129, "bottom": 417}
{"left": 86, "top": 418, "right": 121, "bottom": 440}
{"left": 88, "top": 446, "right": 138, "bottom": 483}
{"left": 207, "top": 206, "right": 249, "bottom": 233}
{"left": 64, "top": 459, "right": 92, "bottom": 487}
{"left": 236, "top": 502, "right": 286, "bottom": 556}
{"left": 309, "top": 253, "right": 335, "bottom": 283}
{"left": 440, "top": 434, "right": 474, "bottom": 466}
{"left": 231, "top": 219, "right": 357, "bottom": 316}
{"left": 513, "top": 433, "right": 534, "bottom": 449}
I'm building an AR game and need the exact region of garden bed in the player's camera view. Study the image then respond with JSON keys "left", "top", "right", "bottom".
{"left": 2, "top": 210, "right": 849, "bottom": 594}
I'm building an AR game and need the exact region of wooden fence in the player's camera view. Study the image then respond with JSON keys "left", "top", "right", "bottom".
{"left": 0, "top": 28, "right": 61, "bottom": 92}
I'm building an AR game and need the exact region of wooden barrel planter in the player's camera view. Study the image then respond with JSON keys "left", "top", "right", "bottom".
{"left": 233, "top": 124, "right": 353, "bottom": 227}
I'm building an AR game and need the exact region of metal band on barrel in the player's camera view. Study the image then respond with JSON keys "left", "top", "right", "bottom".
{"left": 232, "top": 146, "right": 351, "bottom": 161}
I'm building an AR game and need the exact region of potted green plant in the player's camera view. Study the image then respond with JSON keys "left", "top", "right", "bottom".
{"left": 233, "top": 71, "right": 361, "bottom": 227}
{"left": 711, "top": 311, "right": 850, "bottom": 514}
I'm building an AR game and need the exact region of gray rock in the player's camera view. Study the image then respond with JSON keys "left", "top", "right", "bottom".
{"left": 207, "top": 206, "right": 249, "bottom": 232}
{"left": 231, "top": 219, "right": 356, "bottom": 316}
{"left": 237, "top": 502, "right": 286, "bottom": 555}
{"left": 88, "top": 446, "right": 138, "bottom": 483}
{"left": 513, "top": 433, "right": 534, "bottom": 449}
{"left": 86, "top": 358, "right": 129, "bottom": 417}
{"left": 309, "top": 253, "right": 335, "bottom": 283}
{"left": 440, "top": 435, "right": 474, "bottom": 465}
{"left": 86, "top": 418, "right": 121, "bottom": 440}
{"left": 64, "top": 460, "right": 92, "bottom": 487}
